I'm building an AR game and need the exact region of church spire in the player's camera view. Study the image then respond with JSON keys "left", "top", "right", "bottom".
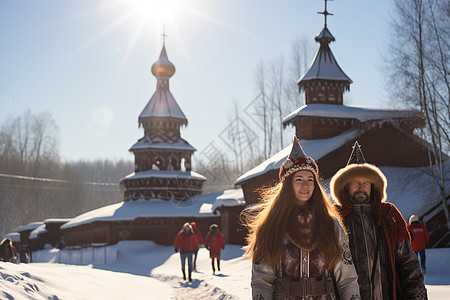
{"left": 298, "top": 0, "right": 352, "bottom": 105}
{"left": 122, "top": 31, "right": 205, "bottom": 202}
{"left": 139, "top": 33, "right": 187, "bottom": 131}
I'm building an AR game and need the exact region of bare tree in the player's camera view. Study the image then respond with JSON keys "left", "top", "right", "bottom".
{"left": 219, "top": 102, "right": 260, "bottom": 175}
{"left": 0, "top": 110, "right": 134, "bottom": 237}
{"left": 268, "top": 56, "right": 287, "bottom": 150}
{"left": 0, "top": 110, "right": 59, "bottom": 176}
{"left": 195, "top": 37, "right": 313, "bottom": 190}
{"left": 386, "top": 0, "right": 449, "bottom": 232}
{"left": 0, "top": 110, "right": 60, "bottom": 236}
{"left": 249, "top": 61, "right": 275, "bottom": 159}
{"left": 285, "top": 36, "right": 315, "bottom": 109}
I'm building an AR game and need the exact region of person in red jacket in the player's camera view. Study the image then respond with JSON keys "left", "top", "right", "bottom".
{"left": 408, "top": 215, "right": 429, "bottom": 274}
{"left": 189, "top": 221, "right": 204, "bottom": 271}
{"left": 204, "top": 224, "right": 225, "bottom": 274}
{"left": 174, "top": 223, "right": 199, "bottom": 282}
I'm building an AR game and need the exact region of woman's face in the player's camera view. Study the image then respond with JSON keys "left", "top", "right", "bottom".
{"left": 291, "top": 170, "right": 315, "bottom": 204}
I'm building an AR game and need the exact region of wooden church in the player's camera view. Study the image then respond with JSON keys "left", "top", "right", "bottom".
{"left": 120, "top": 41, "right": 206, "bottom": 202}
{"left": 234, "top": 5, "right": 448, "bottom": 246}
{"left": 59, "top": 40, "right": 225, "bottom": 246}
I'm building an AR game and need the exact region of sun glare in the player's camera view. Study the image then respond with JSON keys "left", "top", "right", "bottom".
{"left": 126, "top": 0, "right": 182, "bottom": 24}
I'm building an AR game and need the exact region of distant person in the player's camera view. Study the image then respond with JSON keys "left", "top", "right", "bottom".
{"left": 26, "top": 242, "right": 33, "bottom": 262}
{"left": 174, "top": 223, "right": 199, "bottom": 282}
{"left": 0, "top": 238, "right": 14, "bottom": 262}
{"left": 58, "top": 236, "right": 66, "bottom": 250}
{"left": 408, "top": 215, "right": 429, "bottom": 274}
{"left": 19, "top": 244, "right": 29, "bottom": 263}
{"left": 204, "top": 224, "right": 225, "bottom": 275}
{"left": 189, "top": 222, "right": 204, "bottom": 271}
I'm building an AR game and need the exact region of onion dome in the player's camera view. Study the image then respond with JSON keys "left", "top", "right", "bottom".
{"left": 151, "top": 43, "right": 175, "bottom": 78}
{"left": 138, "top": 41, "right": 188, "bottom": 136}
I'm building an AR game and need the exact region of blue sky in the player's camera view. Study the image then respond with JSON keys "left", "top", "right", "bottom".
{"left": 0, "top": 0, "right": 393, "bottom": 162}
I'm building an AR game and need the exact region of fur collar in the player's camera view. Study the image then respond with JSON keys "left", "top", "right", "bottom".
{"left": 286, "top": 203, "right": 316, "bottom": 251}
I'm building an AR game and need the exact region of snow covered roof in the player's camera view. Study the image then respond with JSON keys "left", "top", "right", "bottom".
{"left": 121, "top": 170, "right": 207, "bottom": 181}
{"left": 130, "top": 136, "right": 196, "bottom": 152}
{"left": 235, "top": 128, "right": 361, "bottom": 185}
{"left": 298, "top": 27, "right": 352, "bottom": 84}
{"left": 30, "top": 224, "right": 47, "bottom": 239}
{"left": 61, "top": 189, "right": 244, "bottom": 230}
{"left": 4, "top": 232, "right": 20, "bottom": 242}
{"left": 15, "top": 222, "right": 44, "bottom": 233}
{"left": 211, "top": 189, "right": 245, "bottom": 212}
{"left": 43, "top": 218, "right": 71, "bottom": 224}
{"left": 139, "top": 89, "right": 187, "bottom": 121}
{"left": 283, "top": 103, "right": 423, "bottom": 126}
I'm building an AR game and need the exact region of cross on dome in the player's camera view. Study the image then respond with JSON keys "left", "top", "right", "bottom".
{"left": 297, "top": 0, "right": 352, "bottom": 105}
{"left": 162, "top": 25, "right": 167, "bottom": 44}
{"left": 317, "top": 0, "right": 334, "bottom": 28}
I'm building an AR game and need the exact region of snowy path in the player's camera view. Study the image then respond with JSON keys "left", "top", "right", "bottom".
{"left": 150, "top": 247, "right": 251, "bottom": 300}
{"left": 152, "top": 274, "right": 238, "bottom": 300}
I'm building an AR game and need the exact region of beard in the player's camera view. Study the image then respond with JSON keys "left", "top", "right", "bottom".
{"left": 351, "top": 191, "right": 370, "bottom": 203}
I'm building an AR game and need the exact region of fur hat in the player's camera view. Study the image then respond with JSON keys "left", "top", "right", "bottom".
{"left": 279, "top": 136, "right": 318, "bottom": 182}
{"left": 330, "top": 163, "right": 387, "bottom": 203}
{"left": 330, "top": 141, "right": 387, "bottom": 204}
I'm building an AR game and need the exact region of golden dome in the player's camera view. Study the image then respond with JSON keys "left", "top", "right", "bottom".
{"left": 151, "top": 43, "right": 175, "bottom": 78}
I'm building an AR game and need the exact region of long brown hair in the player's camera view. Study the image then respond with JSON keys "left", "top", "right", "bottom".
{"left": 242, "top": 176, "right": 344, "bottom": 272}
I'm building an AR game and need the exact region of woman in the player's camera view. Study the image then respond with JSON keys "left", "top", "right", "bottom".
{"left": 174, "top": 223, "right": 199, "bottom": 282}
{"left": 204, "top": 224, "right": 225, "bottom": 274}
{"left": 243, "top": 137, "right": 360, "bottom": 300}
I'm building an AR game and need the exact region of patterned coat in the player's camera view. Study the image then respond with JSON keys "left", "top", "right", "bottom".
{"left": 330, "top": 163, "right": 427, "bottom": 300}
{"left": 251, "top": 220, "right": 361, "bottom": 300}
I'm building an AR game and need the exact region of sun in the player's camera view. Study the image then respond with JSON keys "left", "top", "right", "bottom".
{"left": 125, "top": 0, "right": 183, "bottom": 25}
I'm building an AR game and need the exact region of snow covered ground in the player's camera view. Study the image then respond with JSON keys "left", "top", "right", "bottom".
{"left": 0, "top": 241, "right": 449, "bottom": 299}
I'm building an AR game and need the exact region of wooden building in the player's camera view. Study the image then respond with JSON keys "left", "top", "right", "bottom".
{"left": 121, "top": 40, "right": 206, "bottom": 202}
{"left": 233, "top": 9, "right": 448, "bottom": 246}
{"left": 29, "top": 219, "right": 71, "bottom": 250}
{"left": 60, "top": 40, "right": 245, "bottom": 247}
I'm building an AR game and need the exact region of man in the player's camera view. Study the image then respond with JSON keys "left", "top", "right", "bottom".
{"left": 330, "top": 141, "right": 427, "bottom": 299}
